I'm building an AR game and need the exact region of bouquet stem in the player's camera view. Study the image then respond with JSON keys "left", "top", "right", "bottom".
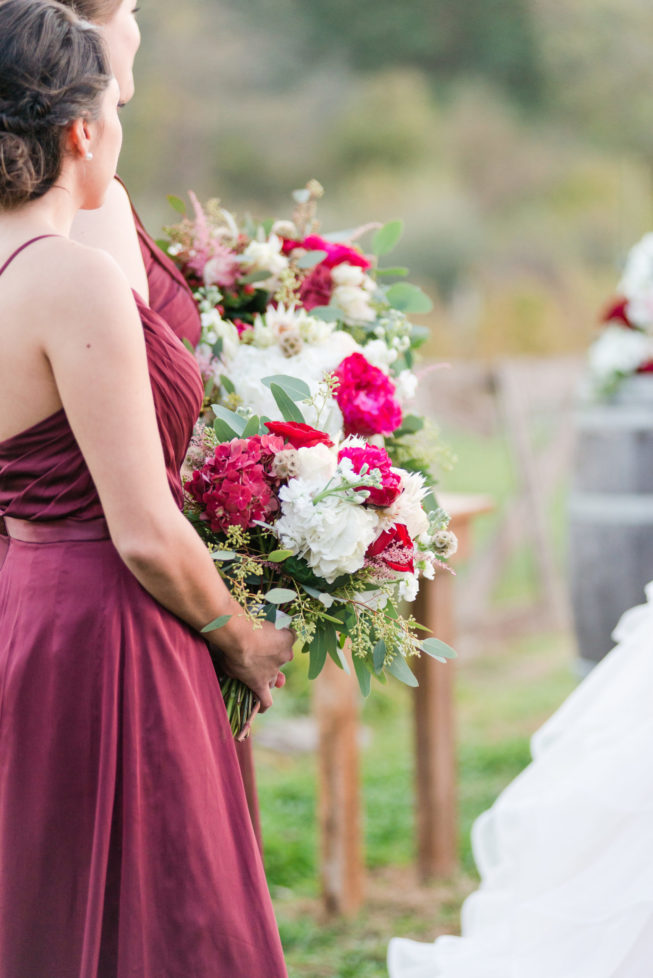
{"left": 219, "top": 674, "right": 257, "bottom": 739}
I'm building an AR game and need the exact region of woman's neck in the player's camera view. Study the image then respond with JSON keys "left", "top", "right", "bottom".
{"left": 2, "top": 181, "right": 81, "bottom": 240}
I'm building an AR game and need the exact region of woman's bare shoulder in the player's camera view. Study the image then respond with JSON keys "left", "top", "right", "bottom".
{"left": 33, "top": 238, "right": 138, "bottom": 334}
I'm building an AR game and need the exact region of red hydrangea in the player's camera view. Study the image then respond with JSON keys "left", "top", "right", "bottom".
{"left": 366, "top": 523, "right": 415, "bottom": 573}
{"left": 299, "top": 262, "right": 333, "bottom": 311}
{"left": 334, "top": 353, "right": 403, "bottom": 437}
{"left": 186, "top": 434, "right": 285, "bottom": 533}
{"left": 265, "top": 421, "right": 334, "bottom": 449}
{"left": 338, "top": 443, "right": 402, "bottom": 507}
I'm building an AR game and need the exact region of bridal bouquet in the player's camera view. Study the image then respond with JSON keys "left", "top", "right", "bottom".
{"left": 183, "top": 397, "right": 456, "bottom": 737}
{"left": 588, "top": 233, "right": 653, "bottom": 394}
{"left": 163, "top": 180, "right": 443, "bottom": 482}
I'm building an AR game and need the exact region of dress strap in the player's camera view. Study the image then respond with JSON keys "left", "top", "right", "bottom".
{"left": 0, "top": 234, "right": 59, "bottom": 279}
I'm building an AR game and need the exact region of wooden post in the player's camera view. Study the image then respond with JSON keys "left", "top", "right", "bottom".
{"left": 413, "top": 494, "right": 493, "bottom": 882}
{"left": 413, "top": 571, "right": 457, "bottom": 880}
{"left": 313, "top": 649, "right": 363, "bottom": 916}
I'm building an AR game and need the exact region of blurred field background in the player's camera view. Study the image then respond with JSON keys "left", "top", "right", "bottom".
{"left": 118, "top": 2, "right": 653, "bottom": 973}
{"left": 122, "top": 0, "right": 653, "bottom": 362}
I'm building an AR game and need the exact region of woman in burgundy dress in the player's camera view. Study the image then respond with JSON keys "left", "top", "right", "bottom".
{"left": 62, "top": 0, "right": 266, "bottom": 847}
{"left": 0, "top": 2, "right": 291, "bottom": 975}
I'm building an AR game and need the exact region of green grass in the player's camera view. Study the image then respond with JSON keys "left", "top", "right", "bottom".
{"left": 256, "top": 627, "right": 577, "bottom": 977}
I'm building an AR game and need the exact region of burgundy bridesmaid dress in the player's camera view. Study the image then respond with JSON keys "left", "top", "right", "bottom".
{"left": 124, "top": 184, "right": 265, "bottom": 852}
{"left": 0, "top": 238, "right": 287, "bottom": 978}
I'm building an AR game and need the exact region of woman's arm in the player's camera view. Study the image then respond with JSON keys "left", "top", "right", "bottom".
{"left": 38, "top": 243, "right": 292, "bottom": 710}
{"left": 71, "top": 177, "right": 150, "bottom": 304}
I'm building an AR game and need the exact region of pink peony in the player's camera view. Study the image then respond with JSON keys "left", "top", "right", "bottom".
{"left": 334, "top": 353, "right": 403, "bottom": 437}
{"left": 186, "top": 434, "right": 285, "bottom": 533}
{"left": 366, "top": 523, "right": 415, "bottom": 573}
{"left": 302, "top": 234, "right": 372, "bottom": 270}
{"left": 338, "top": 443, "right": 402, "bottom": 507}
{"left": 281, "top": 234, "right": 372, "bottom": 271}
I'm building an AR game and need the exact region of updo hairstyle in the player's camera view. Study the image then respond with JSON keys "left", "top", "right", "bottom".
{"left": 59, "top": 0, "right": 123, "bottom": 24}
{"left": 0, "top": 0, "right": 111, "bottom": 210}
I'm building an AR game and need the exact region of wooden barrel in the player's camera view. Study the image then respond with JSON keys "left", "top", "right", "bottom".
{"left": 568, "top": 374, "right": 653, "bottom": 670}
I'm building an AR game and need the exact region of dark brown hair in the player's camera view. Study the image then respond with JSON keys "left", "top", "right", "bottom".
{"left": 0, "top": 0, "right": 111, "bottom": 210}
{"left": 58, "top": 0, "right": 122, "bottom": 25}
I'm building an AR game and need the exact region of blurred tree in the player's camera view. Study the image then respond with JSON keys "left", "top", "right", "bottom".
{"left": 226, "top": 0, "right": 542, "bottom": 107}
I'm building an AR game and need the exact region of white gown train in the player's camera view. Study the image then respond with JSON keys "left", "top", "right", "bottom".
{"left": 388, "top": 584, "right": 653, "bottom": 978}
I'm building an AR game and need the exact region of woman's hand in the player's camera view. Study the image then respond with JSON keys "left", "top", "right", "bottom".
{"left": 208, "top": 613, "right": 294, "bottom": 714}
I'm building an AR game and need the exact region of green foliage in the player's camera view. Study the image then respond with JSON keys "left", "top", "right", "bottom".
{"left": 270, "top": 384, "right": 306, "bottom": 423}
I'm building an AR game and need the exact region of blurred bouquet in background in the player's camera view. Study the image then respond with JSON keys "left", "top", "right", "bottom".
{"left": 588, "top": 233, "right": 653, "bottom": 394}
{"left": 183, "top": 409, "right": 456, "bottom": 737}
{"left": 162, "top": 180, "right": 448, "bottom": 484}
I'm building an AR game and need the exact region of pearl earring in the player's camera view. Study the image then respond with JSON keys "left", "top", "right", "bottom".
{"left": 85, "top": 151, "right": 93, "bottom": 161}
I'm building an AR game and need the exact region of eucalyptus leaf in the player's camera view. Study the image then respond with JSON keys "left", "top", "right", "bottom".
{"left": 376, "top": 266, "right": 410, "bottom": 278}
{"left": 240, "top": 269, "right": 272, "bottom": 285}
{"left": 264, "top": 587, "right": 297, "bottom": 604}
{"left": 308, "top": 629, "right": 327, "bottom": 679}
{"left": 372, "top": 639, "right": 387, "bottom": 673}
{"left": 220, "top": 374, "right": 235, "bottom": 395}
{"left": 275, "top": 610, "right": 294, "bottom": 630}
{"left": 182, "top": 338, "right": 194, "bottom": 353}
{"left": 167, "top": 194, "right": 186, "bottom": 215}
{"left": 213, "top": 418, "right": 239, "bottom": 442}
{"left": 394, "top": 414, "right": 425, "bottom": 436}
{"left": 201, "top": 614, "right": 232, "bottom": 633}
{"left": 386, "top": 282, "right": 433, "bottom": 314}
{"left": 212, "top": 405, "right": 247, "bottom": 436}
{"left": 328, "top": 640, "right": 350, "bottom": 674}
{"left": 267, "top": 549, "right": 295, "bottom": 562}
{"left": 210, "top": 550, "right": 237, "bottom": 562}
{"left": 270, "top": 384, "right": 305, "bottom": 424}
{"left": 386, "top": 655, "right": 419, "bottom": 687}
{"left": 241, "top": 415, "right": 261, "bottom": 438}
{"left": 352, "top": 655, "right": 372, "bottom": 697}
{"left": 421, "top": 638, "right": 457, "bottom": 660}
{"left": 373, "top": 220, "right": 404, "bottom": 257}
{"left": 262, "top": 375, "right": 311, "bottom": 401}
{"left": 295, "top": 250, "right": 328, "bottom": 269}
{"left": 309, "top": 305, "right": 342, "bottom": 322}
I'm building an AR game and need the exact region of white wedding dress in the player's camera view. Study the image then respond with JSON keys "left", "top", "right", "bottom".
{"left": 388, "top": 584, "right": 653, "bottom": 978}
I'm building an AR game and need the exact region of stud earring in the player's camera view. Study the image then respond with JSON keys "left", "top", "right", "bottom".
{"left": 85, "top": 151, "right": 93, "bottom": 161}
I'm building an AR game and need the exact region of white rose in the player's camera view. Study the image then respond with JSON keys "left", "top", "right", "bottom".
{"left": 241, "top": 233, "right": 288, "bottom": 288}
{"left": 331, "top": 262, "right": 366, "bottom": 288}
{"left": 295, "top": 443, "right": 338, "bottom": 486}
{"left": 332, "top": 285, "right": 376, "bottom": 324}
